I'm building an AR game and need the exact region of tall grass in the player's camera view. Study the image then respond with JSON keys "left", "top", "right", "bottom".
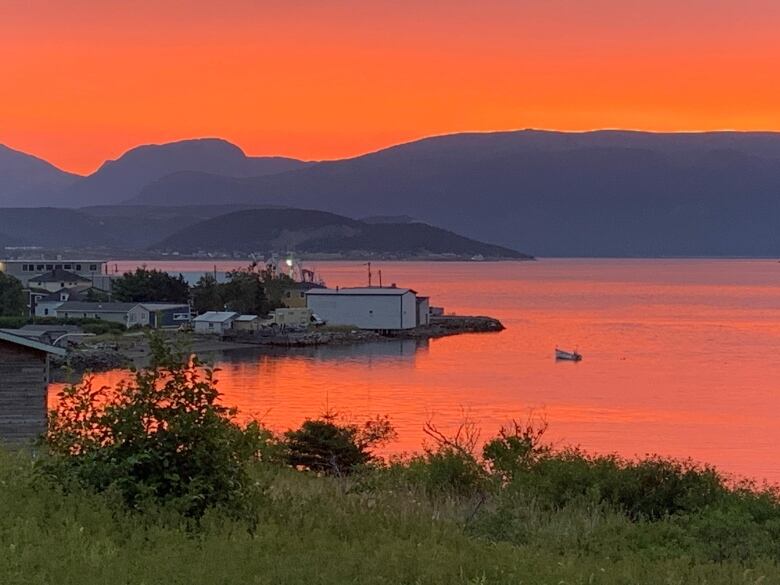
{"left": 2, "top": 446, "right": 780, "bottom": 584}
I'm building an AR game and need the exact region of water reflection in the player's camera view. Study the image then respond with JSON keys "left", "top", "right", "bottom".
{"left": 207, "top": 338, "right": 429, "bottom": 367}
{"left": 50, "top": 259, "right": 780, "bottom": 483}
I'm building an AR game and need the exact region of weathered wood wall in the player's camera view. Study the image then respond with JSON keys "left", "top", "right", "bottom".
{"left": 0, "top": 341, "right": 48, "bottom": 444}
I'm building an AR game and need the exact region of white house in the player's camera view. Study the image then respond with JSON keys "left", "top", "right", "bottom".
{"left": 193, "top": 311, "right": 239, "bottom": 335}
{"left": 27, "top": 269, "right": 91, "bottom": 293}
{"left": 305, "top": 287, "right": 419, "bottom": 330}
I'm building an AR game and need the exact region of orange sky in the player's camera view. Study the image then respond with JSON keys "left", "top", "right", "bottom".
{"left": 2, "top": 0, "right": 780, "bottom": 175}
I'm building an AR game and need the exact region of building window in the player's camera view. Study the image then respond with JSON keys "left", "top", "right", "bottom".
{"left": 55, "top": 264, "right": 62, "bottom": 269}
{"left": 64, "top": 264, "right": 72, "bottom": 270}
{"left": 37, "top": 264, "right": 44, "bottom": 271}
{"left": 89, "top": 264, "right": 98, "bottom": 271}
{"left": 76, "top": 264, "right": 82, "bottom": 271}
{"left": 46, "top": 264, "right": 53, "bottom": 270}
{"left": 44, "top": 309, "right": 49, "bottom": 316}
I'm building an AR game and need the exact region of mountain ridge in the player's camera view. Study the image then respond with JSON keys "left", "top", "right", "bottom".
{"left": 153, "top": 208, "right": 530, "bottom": 259}
{"left": 0, "top": 144, "right": 81, "bottom": 207}
{"left": 5, "top": 130, "right": 780, "bottom": 256}
{"left": 126, "top": 130, "right": 780, "bottom": 256}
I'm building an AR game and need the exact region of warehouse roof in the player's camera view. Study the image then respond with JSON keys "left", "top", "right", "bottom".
{"left": 306, "top": 287, "right": 416, "bottom": 296}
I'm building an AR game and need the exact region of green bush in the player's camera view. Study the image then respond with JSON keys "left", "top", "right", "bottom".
{"left": 0, "top": 315, "right": 27, "bottom": 328}
{"left": 393, "top": 448, "right": 485, "bottom": 498}
{"left": 43, "top": 335, "right": 267, "bottom": 518}
{"left": 283, "top": 414, "right": 395, "bottom": 475}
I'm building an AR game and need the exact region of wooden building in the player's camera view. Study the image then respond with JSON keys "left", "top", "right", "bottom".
{"left": 0, "top": 331, "right": 66, "bottom": 445}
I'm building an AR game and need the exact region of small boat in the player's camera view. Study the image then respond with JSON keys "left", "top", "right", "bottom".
{"left": 555, "top": 348, "right": 582, "bottom": 361}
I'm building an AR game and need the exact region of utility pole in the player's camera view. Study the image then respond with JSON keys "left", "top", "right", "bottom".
{"left": 363, "top": 262, "right": 372, "bottom": 287}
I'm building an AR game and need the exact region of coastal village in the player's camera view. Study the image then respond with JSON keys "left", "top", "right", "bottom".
{"left": 0, "top": 255, "right": 502, "bottom": 444}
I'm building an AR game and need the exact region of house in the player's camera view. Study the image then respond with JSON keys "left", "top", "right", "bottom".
{"left": 305, "top": 287, "right": 419, "bottom": 330}
{"left": 233, "top": 314, "right": 260, "bottom": 332}
{"left": 280, "top": 282, "right": 323, "bottom": 308}
{"left": 193, "top": 311, "right": 239, "bottom": 335}
{"left": 27, "top": 269, "right": 91, "bottom": 293}
{"left": 31, "top": 285, "right": 107, "bottom": 317}
{"left": 135, "top": 304, "right": 192, "bottom": 329}
{"left": 55, "top": 301, "right": 138, "bottom": 326}
{"left": 0, "top": 258, "right": 109, "bottom": 287}
{"left": 0, "top": 330, "right": 66, "bottom": 445}
{"left": 281, "top": 287, "right": 307, "bottom": 308}
{"left": 54, "top": 302, "right": 191, "bottom": 329}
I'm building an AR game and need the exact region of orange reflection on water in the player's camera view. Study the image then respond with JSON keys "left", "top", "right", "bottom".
{"left": 50, "top": 260, "right": 780, "bottom": 483}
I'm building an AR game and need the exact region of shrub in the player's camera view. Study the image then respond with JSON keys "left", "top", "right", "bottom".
{"left": 43, "top": 335, "right": 267, "bottom": 518}
{"left": 405, "top": 448, "right": 486, "bottom": 498}
{"left": 501, "top": 448, "right": 727, "bottom": 520}
{"left": 283, "top": 414, "right": 395, "bottom": 475}
{"left": 482, "top": 418, "right": 550, "bottom": 481}
{"left": 0, "top": 272, "right": 25, "bottom": 317}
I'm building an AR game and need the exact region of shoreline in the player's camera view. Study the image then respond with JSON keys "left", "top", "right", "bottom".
{"left": 51, "top": 315, "right": 505, "bottom": 380}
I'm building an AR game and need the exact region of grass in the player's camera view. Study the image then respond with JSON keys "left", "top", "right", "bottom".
{"left": 2, "top": 449, "right": 780, "bottom": 585}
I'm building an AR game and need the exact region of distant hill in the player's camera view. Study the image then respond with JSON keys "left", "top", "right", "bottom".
{"left": 78, "top": 204, "right": 286, "bottom": 248}
{"left": 0, "top": 208, "right": 118, "bottom": 248}
{"left": 128, "top": 130, "right": 780, "bottom": 257}
{"left": 362, "top": 215, "right": 419, "bottom": 224}
{"left": 153, "top": 208, "right": 530, "bottom": 259}
{"left": 0, "top": 145, "right": 80, "bottom": 207}
{"left": 64, "top": 138, "right": 309, "bottom": 207}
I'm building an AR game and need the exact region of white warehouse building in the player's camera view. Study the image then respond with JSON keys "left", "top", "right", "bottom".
{"left": 306, "top": 287, "right": 424, "bottom": 330}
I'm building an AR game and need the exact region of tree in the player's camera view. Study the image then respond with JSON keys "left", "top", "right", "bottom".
{"left": 45, "top": 336, "right": 266, "bottom": 518}
{"left": 112, "top": 267, "right": 190, "bottom": 304}
{"left": 0, "top": 272, "right": 26, "bottom": 317}
{"left": 191, "top": 273, "right": 224, "bottom": 313}
{"left": 221, "top": 265, "right": 270, "bottom": 315}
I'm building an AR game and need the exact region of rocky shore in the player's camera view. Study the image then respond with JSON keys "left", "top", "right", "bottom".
{"left": 50, "top": 346, "right": 131, "bottom": 380}
{"left": 50, "top": 315, "right": 505, "bottom": 377}
{"left": 222, "top": 315, "right": 505, "bottom": 347}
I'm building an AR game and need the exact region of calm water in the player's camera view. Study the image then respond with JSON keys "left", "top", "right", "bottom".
{"left": 52, "top": 259, "right": 780, "bottom": 483}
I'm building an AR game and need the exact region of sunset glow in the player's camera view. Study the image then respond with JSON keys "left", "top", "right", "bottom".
{"left": 3, "top": 0, "right": 780, "bottom": 174}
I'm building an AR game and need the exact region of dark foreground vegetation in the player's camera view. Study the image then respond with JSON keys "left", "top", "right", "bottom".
{"left": 2, "top": 340, "right": 780, "bottom": 583}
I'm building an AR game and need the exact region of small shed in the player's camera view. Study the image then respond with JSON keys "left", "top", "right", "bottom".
{"left": 233, "top": 314, "right": 260, "bottom": 332}
{"left": 193, "top": 311, "right": 239, "bottom": 335}
{"left": 0, "top": 330, "right": 66, "bottom": 445}
{"left": 306, "top": 287, "right": 419, "bottom": 330}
